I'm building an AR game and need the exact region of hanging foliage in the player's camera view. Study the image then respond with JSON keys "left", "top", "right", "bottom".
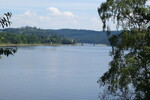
{"left": 98, "top": 0, "right": 150, "bottom": 99}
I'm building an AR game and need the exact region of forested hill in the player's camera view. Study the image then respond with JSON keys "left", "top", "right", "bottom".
{"left": 0, "top": 26, "right": 120, "bottom": 44}
{"left": 48, "top": 29, "right": 119, "bottom": 44}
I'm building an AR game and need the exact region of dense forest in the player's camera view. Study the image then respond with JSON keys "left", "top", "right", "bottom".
{"left": 0, "top": 32, "right": 76, "bottom": 44}
{"left": 0, "top": 26, "right": 119, "bottom": 44}
{"left": 48, "top": 29, "right": 119, "bottom": 44}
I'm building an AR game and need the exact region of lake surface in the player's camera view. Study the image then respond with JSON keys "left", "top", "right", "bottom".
{"left": 0, "top": 45, "right": 111, "bottom": 100}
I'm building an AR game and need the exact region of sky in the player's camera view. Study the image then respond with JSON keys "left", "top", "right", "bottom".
{"left": 1, "top": 0, "right": 150, "bottom": 31}
{"left": 0, "top": 0, "right": 106, "bottom": 31}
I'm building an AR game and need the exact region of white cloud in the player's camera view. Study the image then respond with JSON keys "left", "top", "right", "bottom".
{"left": 47, "top": 7, "right": 61, "bottom": 15}
{"left": 63, "top": 11, "right": 74, "bottom": 17}
{"left": 47, "top": 7, "right": 75, "bottom": 17}
{"left": 10, "top": 7, "right": 102, "bottom": 31}
{"left": 24, "top": 10, "right": 37, "bottom": 16}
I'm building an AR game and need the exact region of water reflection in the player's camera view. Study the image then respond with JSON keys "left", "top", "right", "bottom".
{"left": 0, "top": 45, "right": 111, "bottom": 100}
{"left": 0, "top": 47, "right": 17, "bottom": 57}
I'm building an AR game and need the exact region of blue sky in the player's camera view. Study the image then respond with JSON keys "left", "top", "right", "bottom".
{"left": 1, "top": 0, "right": 106, "bottom": 30}
{"left": 1, "top": 0, "right": 150, "bottom": 31}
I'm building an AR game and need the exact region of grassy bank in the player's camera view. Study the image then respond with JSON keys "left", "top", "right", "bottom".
{"left": 0, "top": 43, "right": 75, "bottom": 47}
{"left": 0, "top": 43, "right": 108, "bottom": 47}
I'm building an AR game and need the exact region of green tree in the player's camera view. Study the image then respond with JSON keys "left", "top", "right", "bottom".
{"left": 0, "top": 12, "right": 17, "bottom": 58}
{"left": 97, "top": 0, "right": 150, "bottom": 99}
{"left": 0, "top": 12, "right": 12, "bottom": 28}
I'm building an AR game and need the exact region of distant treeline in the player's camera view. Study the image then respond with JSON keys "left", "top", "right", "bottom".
{"left": 0, "top": 26, "right": 120, "bottom": 44}
{"left": 0, "top": 32, "right": 76, "bottom": 44}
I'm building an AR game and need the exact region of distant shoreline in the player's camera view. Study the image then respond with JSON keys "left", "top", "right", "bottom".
{"left": 0, "top": 44, "right": 68, "bottom": 47}
{"left": 0, "top": 43, "right": 108, "bottom": 47}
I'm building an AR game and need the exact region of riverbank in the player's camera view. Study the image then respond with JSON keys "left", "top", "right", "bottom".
{"left": 0, "top": 43, "right": 108, "bottom": 47}
{"left": 0, "top": 43, "right": 75, "bottom": 47}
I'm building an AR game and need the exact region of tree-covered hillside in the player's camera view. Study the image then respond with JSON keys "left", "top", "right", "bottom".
{"left": 0, "top": 26, "right": 120, "bottom": 44}
{"left": 48, "top": 29, "right": 114, "bottom": 44}
{"left": 0, "top": 32, "right": 76, "bottom": 44}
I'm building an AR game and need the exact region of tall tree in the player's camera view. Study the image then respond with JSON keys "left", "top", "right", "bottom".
{"left": 98, "top": 0, "right": 150, "bottom": 99}
{"left": 0, "top": 12, "right": 17, "bottom": 58}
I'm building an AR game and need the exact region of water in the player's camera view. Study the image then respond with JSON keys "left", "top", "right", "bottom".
{"left": 0, "top": 45, "right": 111, "bottom": 100}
